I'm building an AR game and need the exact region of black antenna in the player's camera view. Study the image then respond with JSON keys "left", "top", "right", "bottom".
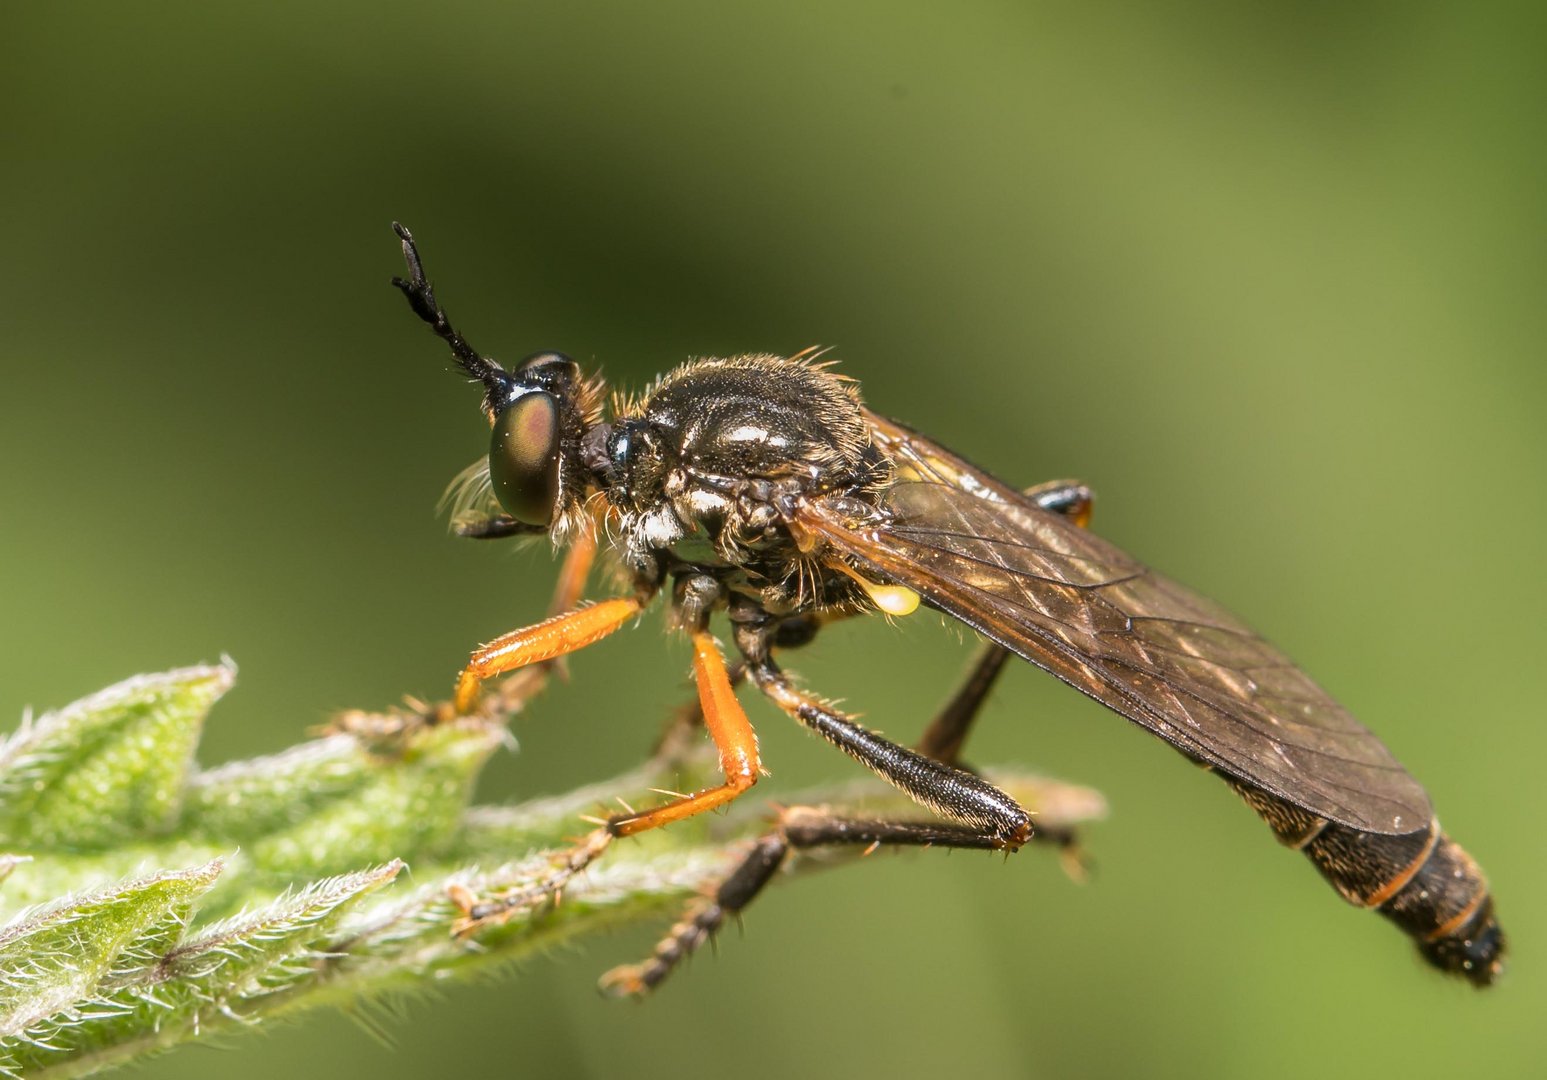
{"left": 391, "top": 222, "right": 512, "bottom": 399}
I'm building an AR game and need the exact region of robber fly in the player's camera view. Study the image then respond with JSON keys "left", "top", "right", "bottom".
{"left": 390, "top": 223, "right": 1503, "bottom": 989}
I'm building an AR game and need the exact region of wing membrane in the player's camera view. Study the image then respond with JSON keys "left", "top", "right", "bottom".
{"left": 793, "top": 413, "right": 1432, "bottom": 834}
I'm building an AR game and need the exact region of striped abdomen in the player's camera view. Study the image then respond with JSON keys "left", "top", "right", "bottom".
{"left": 1227, "top": 780, "right": 1504, "bottom": 986}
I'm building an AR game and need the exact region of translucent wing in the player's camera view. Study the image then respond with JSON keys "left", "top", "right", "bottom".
{"left": 791, "top": 412, "right": 1431, "bottom": 834}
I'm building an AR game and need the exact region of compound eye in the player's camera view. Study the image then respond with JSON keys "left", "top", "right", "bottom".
{"left": 517, "top": 351, "right": 579, "bottom": 381}
{"left": 489, "top": 392, "right": 561, "bottom": 528}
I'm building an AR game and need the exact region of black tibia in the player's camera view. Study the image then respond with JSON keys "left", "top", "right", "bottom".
{"left": 773, "top": 805, "right": 1075, "bottom": 856}
{"left": 730, "top": 600, "right": 1032, "bottom": 847}
{"left": 601, "top": 805, "right": 1030, "bottom": 996}
{"left": 1226, "top": 779, "right": 1503, "bottom": 986}
{"left": 778, "top": 806, "right": 1010, "bottom": 850}
{"left": 916, "top": 645, "right": 1011, "bottom": 765}
{"left": 738, "top": 644, "right": 1032, "bottom": 848}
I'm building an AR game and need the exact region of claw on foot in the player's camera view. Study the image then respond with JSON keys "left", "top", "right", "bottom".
{"left": 446, "top": 827, "right": 616, "bottom": 937}
{"left": 598, "top": 963, "right": 650, "bottom": 998}
{"left": 1059, "top": 844, "right": 1093, "bottom": 885}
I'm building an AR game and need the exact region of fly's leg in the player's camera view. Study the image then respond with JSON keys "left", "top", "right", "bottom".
{"left": 902, "top": 645, "right": 1087, "bottom": 874}
{"left": 453, "top": 594, "right": 642, "bottom": 714}
{"left": 600, "top": 833, "right": 788, "bottom": 997}
{"left": 715, "top": 482, "right": 1093, "bottom": 847}
{"left": 600, "top": 485, "right": 1097, "bottom": 988}
{"left": 448, "top": 533, "right": 604, "bottom": 720}
{"left": 744, "top": 653, "right": 1032, "bottom": 847}
{"left": 930, "top": 652, "right": 1089, "bottom": 868}
{"left": 337, "top": 524, "right": 605, "bottom": 731}
{"left": 533, "top": 526, "right": 600, "bottom": 687}
{"left": 605, "top": 624, "right": 1084, "bottom": 995}
{"left": 545, "top": 526, "right": 599, "bottom": 619}
{"left": 731, "top": 604, "right": 1031, "bottom": 848}
{"left": 650, "top": 659, "right": 745, "bottom": 761}
{"left": 454, "top": 521, "right": 599, "bottom": 617}
{"left": 603, "top": 631, "right": 761, "bottom": 836}
{"left": 1024, "top": 479, "right": 1094, "bottom": 528}
{"left": 454, "top": 616, "right": 763, "bottom": 934}
{"left": 598, "top": 805, "right": 1016, "bottom": 996}
{"left": 914, "top": 645, "right": 1014, "bottom": 765}
{"left": 373, "top": 531, "right": 605, "bottom": 729}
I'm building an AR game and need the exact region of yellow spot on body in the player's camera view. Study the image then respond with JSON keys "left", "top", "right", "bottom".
{"left": 831, "top": 558, "right": 921, "bottom": 616}
{"left": 864, "top": 581, "right": 920, "bottom": 617}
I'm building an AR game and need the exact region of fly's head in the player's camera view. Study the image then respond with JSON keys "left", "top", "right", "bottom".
{"left": 472, "top": 350, "right": 603, "bottom": 540}
{"left": 391, "top": 224, "right": 603, "bottom": 545}
{"left": 393, "top": 225, "right": 885, "bottom": 604}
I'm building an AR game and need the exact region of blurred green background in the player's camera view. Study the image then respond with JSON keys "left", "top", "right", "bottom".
{"left": 4, "top": 3, "right": 1543, "bottom": 1077}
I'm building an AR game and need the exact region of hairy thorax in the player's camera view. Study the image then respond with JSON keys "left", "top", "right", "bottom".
{"left": 605, "top": 356, "right": 886, "bottom": 611}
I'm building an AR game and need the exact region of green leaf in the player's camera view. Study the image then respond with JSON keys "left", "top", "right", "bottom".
{"left": 239, "top": 721, "right": 503, "bottom": 886}
{"left": 0, "top": 666, "right": 1105, "bottom": 1078}
{"left": 0, "top": 861, "right": 222, "bottom": 1042}
{"left": 8, "top": 863, "right": 404, "bottom": 1078}
{"left": 0, "top": 664, "right": 233, "bottom": 850}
